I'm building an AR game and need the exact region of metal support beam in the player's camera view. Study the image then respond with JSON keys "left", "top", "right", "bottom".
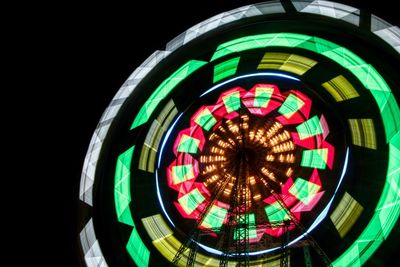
{"left": 280, "top": 220, "right": 290, "bottom": 267}
{"left": 171, "top": 166, "right": 236, "bottom": 266}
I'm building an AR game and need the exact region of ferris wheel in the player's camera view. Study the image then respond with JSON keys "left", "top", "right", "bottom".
{"left": 78, "top": 1, "right": 400, "bottom": 266}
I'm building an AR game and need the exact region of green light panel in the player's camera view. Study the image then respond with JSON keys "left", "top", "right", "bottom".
{"left": 201, "top": 205, "right": 228, "bottom": 230}
{"left": 213, "top": 57, "right": 240, "bottom": 83}
{"left": 131, "top": 60, "right": 207, "bottom": 129}
{"left": 234, "top": 213, "right": 257, "bottom": 240}
{"left": 177, "top": 134, "right": 200, "bottom": 154}
{"left": 289, "top": 177, "right": 321, "bottom": 205}
{"left": 194, "top": 108, "right": 217, "bottom": 131}
{"left": 348, "top": 119, "right": 377, "bottom": 149}
{"left": 222, "top": 91, "right": 241, "bottom": 113}
{"left": 114, "top": 146, "right": 150, "bottom": 266}
{"left": 257, "top": 52, "right": 317, "bottom": 76}
{"left": 172, "top": 164, "right": 195, "bottom": 184}
{"left": 301, "top": 148, "right": 328, "bottom": 169}
{"left": 278, "top": 93, "right": 305, "bottom": 119}
{"left": 322, "top": 75, "right": 359, "bottom": 102}
{"left": 254, "top": 86, "right": 274, "bottom": 108}
{"left": 178, "top": 188, "right": 205, "bottom": 215}
{"left": 115, "top": 146, "right": 134, "bottom": 225}
{"left": 330, "top": 192, "right": 364, "bottom": 238}
{"left": 265, "top": 201, "right": 290, "bottom": 223}
{"left": 211, "top": 33, "right": 308, "bottom": 61}
{"left": 379, "top": 93, "right": 400, "bottom": 141}
{"left": 296, "top": 115, "right": 323, "bottom": 140}
{"left": 126, "top": 227, "right": 150, "bottom": 267}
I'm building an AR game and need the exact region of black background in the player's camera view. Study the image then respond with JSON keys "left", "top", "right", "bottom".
{"left": 25, "top": 1, "right": 400, "bottom": 266}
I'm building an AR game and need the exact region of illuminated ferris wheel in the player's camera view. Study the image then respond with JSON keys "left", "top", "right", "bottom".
{"left": 78, "top": 1, "right": 400, "bottom": 266}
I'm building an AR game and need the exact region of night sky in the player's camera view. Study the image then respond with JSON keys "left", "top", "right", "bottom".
{"left": 34, "top": 1, "right": 400, "bottom": 266}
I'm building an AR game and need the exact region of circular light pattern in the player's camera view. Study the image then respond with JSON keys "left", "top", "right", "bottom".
{"left": 163, "top": 81, "right": 340, "bottom": 249}
{"left": 78, "top": 1, "right": 400, "bottom": 267}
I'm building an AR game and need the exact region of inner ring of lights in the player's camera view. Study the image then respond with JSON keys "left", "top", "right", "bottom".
{"left": 158, "top": 72, "right": 341, "bottom": 255}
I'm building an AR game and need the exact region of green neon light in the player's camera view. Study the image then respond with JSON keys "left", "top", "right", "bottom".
{"left": 289, "top": 177, "right": 321, "bottom": 205}
{"left": 301, "top": 148, "right": 328, "bottom": 169}
{"left": 115, "top": 146, "right": 134, "bottom": 225}
{"left": 172, "top": 164, "right": 195, "bottom": 184}
{"left": 178, "top": 188, "right": 205, "bottom": 215}
{"left": 265, "top": 201, "right": 290, "bottom": 223}
{"left": 211, "top": 33, "right": 308, "bottom": 61}
{"left": 177, "top": 134, "right": 200, "bottom": 154}
{"left": 194, "top": 108, "right": 217, "bottom": 131}
{"left": 254, "top": 86, "right": 273, "bottom": 107}
{"left": 278, "top": 93, "right": 305, "bottom": 118}
{"left": 222, "top": 91, "right": 241, "bottom": 113}
{"left": 131, "top": 60, "right": 207, "bottom": 129}
{"left": 380, "top": 94, "right": 400, "bottom": 141}
{"left": 296, "top": 116, "right": 323, "bottom": 140}
{"left": 210, "top": 32, "right": 400, "bottom": 266}
{"left": 114, "top": 146, "right": 150, "bottom": 266}
{"left": 213, "top": 57, "right": 240, "bottom": 83}
{"left": 126, "top": 227, "right": 150, "bottom": 267}
{"left": 201, "top": 205, "right": 228, "bottom": 230}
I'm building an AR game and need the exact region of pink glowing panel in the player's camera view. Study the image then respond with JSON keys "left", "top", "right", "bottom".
{"left": 176, "top": 182, "right": 211, "bottom": 199}
{"left": 175, "top": 151, "right": 198, "bottom": 166}
{"left": 207, "top": 103, "right": 229, "bottom": 119}
{"left": 291, "top": 132, "right": 317, "bottom": 149}
{"left": 224, "top": 111, "right": 239, "bottom": 120}
{"left": 213, "top": 200, "right": 230, "bottom": 210}
{"left": 263, "top": 193, "right": 298, "bottom": 208}
{"left": 320, "top": 114, "right": 330, "bottom": 139}
{"left": 309, "top": 169, "right": 322, "bottom": 186}
{"left": 249, "top": 229, "right": 265, "bottom": 243}
{"left": 321, "top": 141, "right": 335, "bottom": 169}
{"left": 211, "top": 120, "right": 223, "bottom": 132}
{"left": 174, "top": 201, "right": 202, "bottom": 220}
{"left": 249, "top": 231, "right": 264, "bottom": 243}
{"left": 265, "top": 224, "right": 296, "bottom": 237}
{"left": 280, "top": 178, "right": 295, "bottom": 195}
{"left": 193, "top": 182, "right": 212, "bottom": 199}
